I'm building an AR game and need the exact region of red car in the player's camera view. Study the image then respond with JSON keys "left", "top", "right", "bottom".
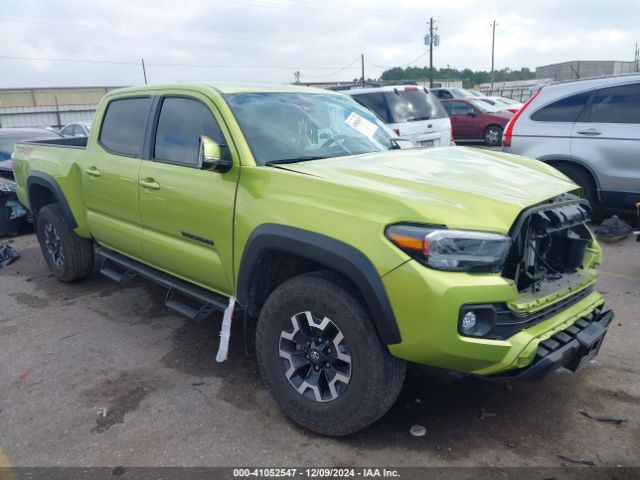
{"left": 440, "top": 98, "right": 513, "bottom": 146}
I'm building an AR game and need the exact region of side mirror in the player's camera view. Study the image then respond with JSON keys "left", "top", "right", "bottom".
{"left": 198, "top": 135, "right": 232, "bottom": 173}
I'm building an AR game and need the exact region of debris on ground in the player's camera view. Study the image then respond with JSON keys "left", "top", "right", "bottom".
{"left": 557, "top": 455, "right": 596, "bottom": 466}
{"left": 579, "top": 410, "right": 627, "bottom": 426}
{"left": 409, "top": 424, "right": 427, "bottom": 437}
{"left": 594, "top": 215, "right": 633, "bottom": 243}
{"left": 0, "top": 243, "right": 19, "bottom": 267}
{"left": 479, "top": 408, "right": 497, "bottom": 420}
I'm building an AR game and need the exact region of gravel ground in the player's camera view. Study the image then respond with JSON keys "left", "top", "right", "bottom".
{"left": 0, "top": 229, "right": 638, "bottom": 468}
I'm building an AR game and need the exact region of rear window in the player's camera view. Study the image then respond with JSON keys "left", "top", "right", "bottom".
{"left": 99, "top": 97, "right": 152, "bottom": 157}
{"left": 385, "top": 89, "right": 447, "bottom": 123}
{"left": 530, "top": 91, "right": 591, "bottom": 122}
{"left": 350, "top": 92, "right": 391, "bottom": 123}
{"left": 587, "top": 83, "right": 640, "bottom": 124}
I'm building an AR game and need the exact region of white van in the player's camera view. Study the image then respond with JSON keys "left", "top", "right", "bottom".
{"left": 345, "top": 85, "right": 453, "bottom": 147}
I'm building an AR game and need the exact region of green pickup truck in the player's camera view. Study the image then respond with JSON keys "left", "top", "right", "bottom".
{"left": 13, "top": 83, "right": 612, "bottom": 436}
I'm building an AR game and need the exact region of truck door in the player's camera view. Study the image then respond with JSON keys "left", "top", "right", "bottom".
{"left": 84, "top": 95, "right": 153, "bottom": 260}
{"left": 138, "top": 93, "right": 239, "bottom": 295}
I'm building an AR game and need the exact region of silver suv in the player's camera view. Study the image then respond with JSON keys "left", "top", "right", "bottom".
{"left": 502, "top": 74, "right": 640, "bottom": 216}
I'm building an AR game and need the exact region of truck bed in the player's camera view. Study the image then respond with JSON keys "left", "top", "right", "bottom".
{"left": 25, "top": 136, "right": 88, "bottom": 149}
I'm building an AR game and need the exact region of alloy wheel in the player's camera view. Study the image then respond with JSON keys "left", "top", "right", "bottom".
{"left": 279, "top": 311, "right": 352, "bottom": 402}
{"left": 44, "top": 223, "right": 65, "bottom": 267}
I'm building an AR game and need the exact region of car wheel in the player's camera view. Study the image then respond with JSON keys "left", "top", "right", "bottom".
{"left": 256, "top": 270, "right": 406, "bottom": 436}
{"left": 36, "top": 204, "right": 94, "bottom": 282}
{"left": 483, "top": 125, "right": 503, "bottom": 146}
{"left": 551, "top": 163, "right": 602, "bottom": 221}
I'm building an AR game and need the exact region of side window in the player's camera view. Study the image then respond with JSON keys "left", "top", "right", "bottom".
{"left": 60, "top": 126, "right": 71, "bottom": 136}
{"left": 588, "top": 83, "right": 640, "bottom": 124}
{"left": 530, "top": 91, "right": 591, "bottom": 122}
{"left": 153, "top": 97, "right": 224, "bottom": 166}
{"left": 351, "top": 93, "right": 390, "bottom": 123}
{"left": 451, "top": 102, "right": 473, "bottom": 115}
{"left": 439, "top": 90, "right": 453, "bottom": 99}
{"left": 99, "top": 97, "right": 151, "bottom": 156}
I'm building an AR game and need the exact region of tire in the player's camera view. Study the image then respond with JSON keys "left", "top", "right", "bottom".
{"left": 483, "top": 125, "right": 503, "bottom": 146}
{"left": 551, "top": 163, "right": 602, "bottom": 220}
{"left": 35, "top": 204, "right": 94, "bottom": 282}
{"left": 256, "top": 270, "right": 406, "bottom": 436}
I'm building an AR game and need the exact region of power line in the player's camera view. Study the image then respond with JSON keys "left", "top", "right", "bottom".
{"left": 0, "top": 54, "right": 366, "bottom": 72}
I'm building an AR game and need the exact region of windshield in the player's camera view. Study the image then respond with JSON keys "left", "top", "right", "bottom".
{"left": 449, "top": 88, "right": 476, "bottom": 97}
{"left": 225, "top": 92, "right": 399, "bottom": 165}
{"left": 467, "top": 90, "right": 485, "bottom": 97}
{"left": 469, "top": 100, "right": 502, "bottom": 113}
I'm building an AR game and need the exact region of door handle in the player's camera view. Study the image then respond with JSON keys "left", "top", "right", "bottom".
{"left": 85, "top": 166, "right": 101, "bottom": 177}
{"left": 139, "top": 178, "right": 160, "bottom": 190}
{"left": 576, "top": 129, "right": 602, "bottom": 136}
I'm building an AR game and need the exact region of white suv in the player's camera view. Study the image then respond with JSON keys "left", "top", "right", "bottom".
{"left": 502, "top": 74, "right": 640, "bottom": 215}
{"left": 344, "top": 85, "right": 452, "bottom": 148}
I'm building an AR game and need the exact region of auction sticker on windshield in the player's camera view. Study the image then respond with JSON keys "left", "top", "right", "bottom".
{"left": 344, "top": 112, "right": 378, "bottom": 139}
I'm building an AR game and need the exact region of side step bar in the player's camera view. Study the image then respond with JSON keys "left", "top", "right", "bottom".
{"left": 96, "top": 247, "right": 229, "bottom": 322}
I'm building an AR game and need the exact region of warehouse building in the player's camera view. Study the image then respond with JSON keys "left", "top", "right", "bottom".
{"left": 536, "top": 60, "right": 637, "bottom": 81}
{"left": 0, "top": 86, "right": 122, "bottom": 128}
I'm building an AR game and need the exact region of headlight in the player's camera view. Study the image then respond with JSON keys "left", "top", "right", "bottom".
{"left": 385, "top": 224, "right": 511, "bottom": 273}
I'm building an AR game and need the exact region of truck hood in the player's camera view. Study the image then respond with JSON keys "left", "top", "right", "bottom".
{"left": 272, "top": 146, "right": 578, "bottom": 234}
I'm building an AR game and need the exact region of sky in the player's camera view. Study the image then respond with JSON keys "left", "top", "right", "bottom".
{"left": 1, "top": 0, "right": 638, "bottom": 88}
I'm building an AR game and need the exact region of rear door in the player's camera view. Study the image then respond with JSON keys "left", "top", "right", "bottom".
{"left": 571, "top": 82, "right": 640, "bottom": 207}
{"left": 84, "top": 95, "right": 153, "bottom": 260}
{"left": 138, "top": 92, "right": 239, "bottom": 294}
{"left": 448, "top": 100, "right": 476, "bottom": 139}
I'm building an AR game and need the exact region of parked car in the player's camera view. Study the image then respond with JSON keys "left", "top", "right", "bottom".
{"left": 0, "top": 127, "right": 62, "bottom": 235}
{"left": 14, "top": 83, "right": 612, "bottom": 436}
{"left": 502, "top": 74, "right": 640, "bottom": 216}
{"left": 432, "top": 87, "right": 490, "bottom": 100}
{"left": 440, "top": 98, "right": 513, "bottom": 145}
{"left": 345, "top": 85, "right": 452, "bottom": 147}
{"left": 480, "top": 96, "right": 524, "bottom": 113}
{"left": 59, "top": 121, "right": 92, "bottom": 137}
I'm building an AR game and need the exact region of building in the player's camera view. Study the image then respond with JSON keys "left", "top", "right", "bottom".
{"left": 0, "top": 86, "right": 122, "bottom": 128}
{"left": 536, "top": 61, "right": 637, "bottom": 81}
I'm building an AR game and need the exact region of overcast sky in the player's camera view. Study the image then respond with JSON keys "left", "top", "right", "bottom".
{"left": 1, "top": 0, "right": 638, "bottom": 88}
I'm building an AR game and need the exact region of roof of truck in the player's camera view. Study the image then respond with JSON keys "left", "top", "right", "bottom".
{"left": 106, "top": 82, "right": 337, "bottom": 97}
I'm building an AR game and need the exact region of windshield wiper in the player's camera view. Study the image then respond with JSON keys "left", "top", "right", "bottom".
{"left": 406, "top": 116, "right": 431, "bottom": 122}
{"left": 264, "top": 156, "right": 329, "bottom": 166}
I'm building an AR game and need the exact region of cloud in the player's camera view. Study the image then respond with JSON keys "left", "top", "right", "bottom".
{"left": 0, "top": 0, "right": 638, "bottom": 87}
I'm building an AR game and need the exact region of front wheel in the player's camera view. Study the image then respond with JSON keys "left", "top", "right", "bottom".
{"left": 256, "top": 271, "right": 406, "bottom": 436}
{"left": 483, "top": 125, "right": 503, "bottom": 146}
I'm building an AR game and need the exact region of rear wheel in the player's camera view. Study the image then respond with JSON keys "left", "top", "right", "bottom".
{"left": 551, "top": 163, "right": 601, "bottom": 220}
{"left": 256, "top": 271, "right": 406, "bottom": 436}
{"left": 36, "top": 204, "right": 94, "bottom": 282}
{"left": 483, "top": 125, "right": 503, "bottom": 146}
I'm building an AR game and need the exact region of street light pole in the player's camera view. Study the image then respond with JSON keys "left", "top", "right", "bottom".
{"left": 429, "top": 17, "right": 434, "bottom": 88}
{"left": 490, "top": 20, "right": 497, "bottom": 92}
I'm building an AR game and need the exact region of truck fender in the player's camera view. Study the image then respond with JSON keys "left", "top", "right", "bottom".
{"left": 27, "top": 171, "right": 78, "bottom": 228}
{"left": 236, "top": 224, "right": 402, "bottom": 345}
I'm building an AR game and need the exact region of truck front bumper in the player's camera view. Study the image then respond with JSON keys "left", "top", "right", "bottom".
{"left": 493, "top": 308, "right": 613, "bottom": 380}
{"left": 382, "top": 259, "right": 610, "bottom": 376}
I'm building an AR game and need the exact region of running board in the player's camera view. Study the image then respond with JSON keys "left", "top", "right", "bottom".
{"left": 96, "top": 247, "right": 229, "bottom": 321}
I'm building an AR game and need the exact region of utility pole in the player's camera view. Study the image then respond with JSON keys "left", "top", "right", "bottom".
{"left": 429, "top": 17, "right": 434, "bottom": 88}
{"left": 141, "top": 58, "right": 148, "bottom": 85}
{"left": 490, "top": 19, "right": 497, "bottom": 92}
{"left": 361, "top": 54, "right": 365, "bottom": 87}
{"left": 635, "top": 42, "right": 639, "bottom": 72}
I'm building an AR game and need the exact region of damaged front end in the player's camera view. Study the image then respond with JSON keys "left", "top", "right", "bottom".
{"left": 0, "top": 176, "right": 28, "bottom": 237}
{"left": 503, "top": 194, "right": 595, "bottom": 295}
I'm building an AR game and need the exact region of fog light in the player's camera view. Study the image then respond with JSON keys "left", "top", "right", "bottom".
{"left": 458, "top": 305, "right": 497, "bottom": 337}
{"left": 461, "top": 311, "right": 477, "bottom": 332}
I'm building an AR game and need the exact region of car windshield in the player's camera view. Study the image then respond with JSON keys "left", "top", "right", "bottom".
{"left": 225, "top": 92, "right": 400, "bottom": 165}
{"left": 449, "top": 88, "right": 476, "bottom": 97}
{"left": 467, "top": 90, "right": 485, "bottom": 97}
{"left": 469, "top": 100, "right": 502, "bottom": 113}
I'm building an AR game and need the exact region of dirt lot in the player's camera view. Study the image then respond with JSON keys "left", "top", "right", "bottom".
{"left": 0, "top": 229, "right": 638, "bottom": 468}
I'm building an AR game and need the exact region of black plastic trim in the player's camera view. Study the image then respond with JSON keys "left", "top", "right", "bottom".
{"left": 495, "top": 308, "right": 613, "bottom": 380}
{"left": 27, "top": 171, "right": 77, "bottom": 228}
{"left": 236, "top": 224, "right": 402, "bottom": 345}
